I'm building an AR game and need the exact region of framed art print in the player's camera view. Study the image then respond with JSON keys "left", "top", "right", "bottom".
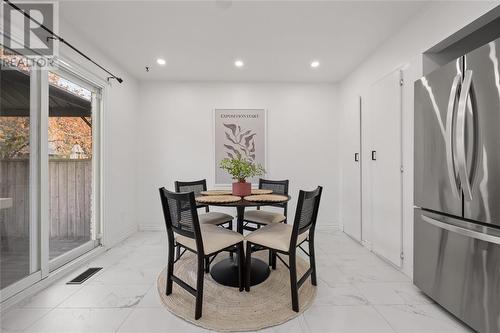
{"left": 213, "top": 109, "right": 267, "bottom": 186}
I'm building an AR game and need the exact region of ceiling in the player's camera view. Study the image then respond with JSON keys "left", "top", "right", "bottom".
{"left": 59, "top": 1, "right": 427, "bottom": 82}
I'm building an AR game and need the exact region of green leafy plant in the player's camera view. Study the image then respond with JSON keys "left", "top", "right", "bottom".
{"left": 219, "top": 156, "right": 265, "bottom": 182}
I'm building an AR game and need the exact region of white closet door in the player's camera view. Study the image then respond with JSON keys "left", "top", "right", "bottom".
{"left": 341, "top": 97, "right": 362, "bottom": 241}
{"left": 368, "top": 69, "right": 403, "bottom": 267}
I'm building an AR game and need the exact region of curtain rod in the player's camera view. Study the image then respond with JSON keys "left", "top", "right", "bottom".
{"left": 3, "top": 0, "right": 123, "bottom": 83}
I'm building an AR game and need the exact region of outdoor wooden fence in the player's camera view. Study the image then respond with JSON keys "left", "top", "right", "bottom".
{"left": 0, "top": 159, "right": 92, "bottom": 238}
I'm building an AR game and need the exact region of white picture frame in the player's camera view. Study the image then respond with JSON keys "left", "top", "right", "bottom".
{"left": 213, "top": 109, "right": 267, "bottom": 187}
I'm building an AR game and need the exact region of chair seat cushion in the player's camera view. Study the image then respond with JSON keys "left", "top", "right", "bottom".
{"left": 175, "top": 225, "right": 243, "bottom": 255}
{"left": 199, "top": 212, "right": 233, "bottom": 225}
{"left": 245, "top": 223, "right": 308, "bottom": 252}
{"left": 244, "top": 210, "right": 286, "bottom": 225}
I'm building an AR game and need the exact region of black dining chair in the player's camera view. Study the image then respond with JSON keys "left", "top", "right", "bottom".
{"left": 243, "top": 179, "right": 289, "bottom": 268}
{"left": 243, "top": 179, "right": 289, "bottom": 231}
{"left": 175, "top": 179, "right": 234, "bottom": 229}
{"left": 175, "top": 179, "right": 234, "bottom": 272}
{"left": 159, "top": 188, "right": 244, "bottom": 319}
{"left": 244, "top": 186, "right": 323, "bottom": 312}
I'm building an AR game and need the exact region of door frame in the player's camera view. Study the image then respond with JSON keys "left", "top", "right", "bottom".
{"left": 44, "top": 64, "right": 104, "bottom": 272}
{"left": 361, "top": 67, "right": 404, "bottom": 267}
{"left": 0, "top": 49, "right": 107, "bottom": 301}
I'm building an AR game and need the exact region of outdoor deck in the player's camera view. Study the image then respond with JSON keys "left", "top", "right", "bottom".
{"left": 0, "top": 159, "right": 92, "bottom": 289}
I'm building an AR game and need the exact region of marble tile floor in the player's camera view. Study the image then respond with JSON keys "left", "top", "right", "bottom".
{"left": 0, "top": 228, "right": 472, "bottom": 333}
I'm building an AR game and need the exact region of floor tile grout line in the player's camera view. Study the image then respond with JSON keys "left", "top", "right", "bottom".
{"left": 18, "top": 306, "right": 56, "bottom": 333}
{"left": 370, "top": 303, "right": 400, "bottom": 333}
{"left": 113, "top": 307, "right": 136, "bottom": 333}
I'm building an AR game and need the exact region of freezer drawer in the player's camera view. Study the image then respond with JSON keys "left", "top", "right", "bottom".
{"left": 414, "top": 209, "right": 500, "bottom": 333}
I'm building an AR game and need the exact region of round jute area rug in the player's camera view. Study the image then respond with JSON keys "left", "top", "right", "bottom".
{"left": 156, "top": 251, "right": 316, "bottom": 332}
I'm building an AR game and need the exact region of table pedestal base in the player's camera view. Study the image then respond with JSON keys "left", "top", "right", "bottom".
{"left": 210, "top": 257, "right": 270, "bottom": 287}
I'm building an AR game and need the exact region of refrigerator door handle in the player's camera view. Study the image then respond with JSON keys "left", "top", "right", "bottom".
{"left": 421, "top": 214, "right": 500, "bottom": 245}
{"left": 456, "top": 69, "right": 474, "bottom": 201}
{"left": 445, "top": 74, "right": 461, "bottom": 198}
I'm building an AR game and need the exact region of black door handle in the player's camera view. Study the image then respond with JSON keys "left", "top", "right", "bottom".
{"left": 354, "top": 153, "right": 359, "bottom": 162}
{"left": 371, "top": 150, "right": 377, "bottom": 161}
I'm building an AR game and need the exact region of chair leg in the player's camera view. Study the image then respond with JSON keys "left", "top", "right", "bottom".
{"left": 268, "top": 250, "right": 277, "bottom": 270}
{"left": 245, "top": 242, "right": 252, "bottom": 292}
{"left": 289, "top": 250, "right": 299, "bottom": 312}
{"left": 175, "top": 243, "right": 181, "bottom": 261}
{"left": 309, "top": 239, "right": 317, "bottom": 286}
{"left": 205, "top": 256, "right": 210, "bottom": 273}
{"left": 229, "top": 221, "right": 234, "bottom": 259}
{"left": 166, "top": 240, "right": 174, "bottom": 295}
{"left": 238, "top": 243, "right": 244, "bottom": 292}
{"left": 195, "top": 254, "right": 204, "bottom": 320}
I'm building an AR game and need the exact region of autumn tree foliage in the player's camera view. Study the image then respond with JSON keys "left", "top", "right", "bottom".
{"left": 0, "top": 117, "right": 30, "bottom": 158}
{"left": 48, "top": 117, "right": 92, "bottom": 158}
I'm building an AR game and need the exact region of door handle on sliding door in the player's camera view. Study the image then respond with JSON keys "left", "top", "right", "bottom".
{"left": 371, "top": 150, "right": 376, "bottom": 161}
{"left": 456, "top": 70, "right": 474, "bottom": 201}
{"left": 354, "top": 153, "right": 359, "bottom": 162}
{"left": 445, "top": 74, "right": 461, "bottom": 198}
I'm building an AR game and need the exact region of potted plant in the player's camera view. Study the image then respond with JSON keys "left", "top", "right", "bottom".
{"left": 219, "top": 157, "right": 265, "bottom": 196}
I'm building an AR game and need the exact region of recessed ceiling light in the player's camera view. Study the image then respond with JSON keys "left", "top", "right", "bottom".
{"left": 234, "top": 59, "right": 244, "bottom": 68}
{"left": 156, "top": 58, "right": 166, "bottom": 66}
{"left": 310, "top": 60, "right": 320, "bottom": 68}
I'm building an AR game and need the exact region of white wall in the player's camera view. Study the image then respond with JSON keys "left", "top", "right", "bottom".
{"left": 58, "top": 21, "right": 139, "bottom": 247}
{"left": 136, "top": 82, "right": 339, "bottom": 230}
{"left": 339, "top": 1, "right": 498, "bottom": 277}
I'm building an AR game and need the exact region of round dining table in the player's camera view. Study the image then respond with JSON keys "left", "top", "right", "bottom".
{"left": 200, "top": 195, "right": 291, "bottom": 287}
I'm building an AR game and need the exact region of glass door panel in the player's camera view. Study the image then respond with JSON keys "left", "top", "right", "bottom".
{"left": 47, "top": 70, "right": 97, "bottom": 266}
{"left": 1, "top": 46, "right": 101, "bottom": 299}
{"left": 0, "top": 47, "right": 36, "bottom": 289}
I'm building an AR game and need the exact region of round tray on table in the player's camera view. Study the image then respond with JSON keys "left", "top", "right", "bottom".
{"left": 243, "top": 194, "right": 289, "bottom": 203}
{"left": 195, "top": 195, "right": 241, "bottom": 204}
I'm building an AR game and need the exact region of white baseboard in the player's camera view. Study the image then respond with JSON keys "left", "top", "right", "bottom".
{"left": 138, "top": 224, "right": 163, "bottom": 231}
{"left": 103, "top": 224, "right": 140, "bottom": 248}
{"left": 317, "top": 224, "right": 341, "bottom": 231}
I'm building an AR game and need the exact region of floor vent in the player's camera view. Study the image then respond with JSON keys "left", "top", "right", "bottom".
{"left": 67, "top": 267, "right": 103, "bottom": 284}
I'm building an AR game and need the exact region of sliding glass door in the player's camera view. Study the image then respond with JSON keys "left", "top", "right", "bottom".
{"left": 47, "top": 69, "right": 100, "bottom": 271}
{"left": 1, "top": 45, "right": 102, "bottom": 299}
{"left": 0, "top": 48, "right": 38, "bottom": 291}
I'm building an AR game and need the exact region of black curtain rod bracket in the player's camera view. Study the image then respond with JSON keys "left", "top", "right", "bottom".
{"left": 107, "top": 76, "right": 123, "bottom": 84}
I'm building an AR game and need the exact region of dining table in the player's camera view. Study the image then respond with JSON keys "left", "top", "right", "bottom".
{"left": 197, "top": 194, "right": 291, "bottom": 288}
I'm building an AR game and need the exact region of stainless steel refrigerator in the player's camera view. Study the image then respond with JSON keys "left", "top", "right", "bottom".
{"left": 414, "top": 37, "right": 500, "bottom": 333}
